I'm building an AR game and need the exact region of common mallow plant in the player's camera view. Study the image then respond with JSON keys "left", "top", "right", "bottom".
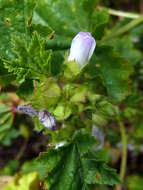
{"left": 68, "top": 32, "right": 96, "bottom": 67}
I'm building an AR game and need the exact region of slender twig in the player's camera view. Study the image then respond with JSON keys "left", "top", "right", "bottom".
{"left": 119, "top": 120, "right": 127, "bottom": 183}
{"left": 98, "top": 6, "right": 140, "bottom": 19}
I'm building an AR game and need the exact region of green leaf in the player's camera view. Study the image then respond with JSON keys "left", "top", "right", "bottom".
{"left": 0, "top": 0, "right": 36, "bottom": 58}
{"left": 22, "top": 148, "right": 64, "bottom": 180}
{"left": 33, "top": 0, "right": 103, "bottom": 50}
{"left": 82, "top": 0, "right": 97, "bottom": 15}
{"left": 126, "top": 175, "right": 143, "bottom": 190}
{"left": 0, "top": 59, "right": 15, "bottom": 86}
{"left": 106, "top": 36, "right": 142, "bottom": 65}
{"left": 92, "top": 10, "right": 109, "bottom": 39}
{"left": 73, "top": 129, "right": 98, "bottom": 156}
{"left": 2, "top": 128, "right": 20, "bottom": 146}
{"left": 4, "top": 32, "right": 52, "bottom": 83}
{"left": 92, "top": 113, "right": 107, "bottom": 126}
{"left": 70, "top": 85, "right": 87, "bottom": 103}
{"left": 95, "top": 45, "right": 133, "bottom": 101}
{"left": 134, "top": 120, "right": 143, "bottom": 139}
{"left": 30, "top": 130, "right": 119, "bottom": 189}
{"left": 31, "top": 78, "right": 61, "bottom": 109}
{"left": 35, "top": 0, "right": 89, "bottom": 37}
{"left": 0, "top": 160, "right": 19, "bottom": 175}
{"left": 63, "top": 61, "right": 80, "bottom": 80}
{"left": 82, "top": 155, "right": 120, "bottom": 185}
{"left": 53, "top": 102, "right": 72, "bottom": 120}
{"left": 0, "top": 105, "right": 12, "bottom": 132}
{"left": 30, "top": 23, "right": 53, "bottom": 38}
{"left": 17, "top": 79, "right": 34, "bottom": 99}
{"left": 0, "top": 104, "right": 15, "bottom": 145}
{"left": 0, "top": 104, "right": 10, "bottom": 114}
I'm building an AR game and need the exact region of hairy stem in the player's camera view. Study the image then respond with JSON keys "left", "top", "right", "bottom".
{"left": 119, "top": 120, "right": 127, "bottom": 183}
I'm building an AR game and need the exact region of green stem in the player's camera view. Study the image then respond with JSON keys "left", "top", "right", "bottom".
{"left": 107, "top": 8, "right": 139, "bottom": 19}
{"left": 119, "top": 120, "right": 127, "bottom": 183}
{"left": 103, "top": 15, "right": 143, "bottom": 40}
{"left": 98, "top": 6, "right": 140, "bottom": 19}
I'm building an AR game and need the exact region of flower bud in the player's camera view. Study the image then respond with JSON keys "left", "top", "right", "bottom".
{"left": 17, "top": 105, "right": 37, "bottom": 117}
{"left": 68, "top": 32, "right": 96, "bottom": 67}
{"left": 38, "top": 109, "right": 56, "bottom": 130}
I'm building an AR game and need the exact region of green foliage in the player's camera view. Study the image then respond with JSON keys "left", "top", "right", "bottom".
{"left": 0, "top": 104, "right": 13, "bottom": 143}
{"left": 22, "top": 130, "right": 119, "bottom": 190}
{"left": 17, "top": 80, "right": 34, "bottom": 99}
{"left": 0, "top": 59, "right": 15, "bottom": 86}
{"left": 63, "top": 61, "right": 81, "bottom": 80}
{"left": 126, "top": 175, "right": 143, "bottom": 190}
{"left": 106, "top": 36, "right": 142, "bottom": 66}
{"left": 1, "top": 0, "right": 143, "bottom": 190}
{"left": 4, "top": 172, "right": 40, "bottom": 190}
{"left": 31, "top": 78, "right": 61, "bottom": 109}
{"left": 34, "top": 0, "right": 109, "bottom": 50}
{"left": 0, "top": 0, "right": 36, "bottom": 58}
{"left": 133, "top": 120, "right": 143, "bottom": 139}
{"left": 92, "top": 10, "right": 109, "bottom": 39}
{"left": 0, "top": 160, "right": 19, "bottom": 176}
{"left": 4, "top": 32, "right": 52, "bottom": 83}
{"left": 95, "top": 45, "right": 133, "bottom": 101}
{"left": 35, "top": 0, "right": 89, "bottom": 36}
{"left": 45, "top": 131, "right": 119, "bottom": 189}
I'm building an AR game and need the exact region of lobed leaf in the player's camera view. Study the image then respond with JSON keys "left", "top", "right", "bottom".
{"left": 0, "top": 0, "right": 36, "bottom": 58}
{"left": 4, "top": 32, "right": 52, "bottom": 83}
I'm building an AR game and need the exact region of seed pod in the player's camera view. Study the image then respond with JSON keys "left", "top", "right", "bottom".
{"left": 38, "top": 109, "right": 56, "bottom": 130}
{"left": 68, "top": 32, "right": 96, "bottom": 67}
{"left": 17, "top": 105, "right": 37, "bottom": 117}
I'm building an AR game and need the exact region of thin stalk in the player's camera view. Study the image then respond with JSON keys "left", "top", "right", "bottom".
{"left": 107, "top": 8, "right": 139, "bottom": 19}
{"left": 98, "top": 6, "right": 140, "bottom": 19}
{"left": 119, "top": 120, "right": 127, "bottom": 183}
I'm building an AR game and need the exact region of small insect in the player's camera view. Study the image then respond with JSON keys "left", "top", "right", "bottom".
{"left": 17, "top": 105, "right": 37, "bottom": 117}
{"left": 38, "top": 109, "right": 56, "bottom": 130}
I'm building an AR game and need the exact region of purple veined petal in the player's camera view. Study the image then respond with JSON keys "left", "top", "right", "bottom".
{"left": 38, "top": 109, "right": 56, "bottom": 130}
{"left": 68, "top": 32, "right": 96, "bottom": 67}
{"left": 17, "top": 105, "right": 37, "bottom": 117}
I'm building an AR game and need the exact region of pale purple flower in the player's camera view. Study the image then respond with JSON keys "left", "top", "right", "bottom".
{"left": 68, "top": 32, "right": 96, "bottom": 67}
{"left": 38, "top": 109, "right": 56, "bottom": 130}
{"left": 17, "top": 105, "right": 37, "bottom": 117}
